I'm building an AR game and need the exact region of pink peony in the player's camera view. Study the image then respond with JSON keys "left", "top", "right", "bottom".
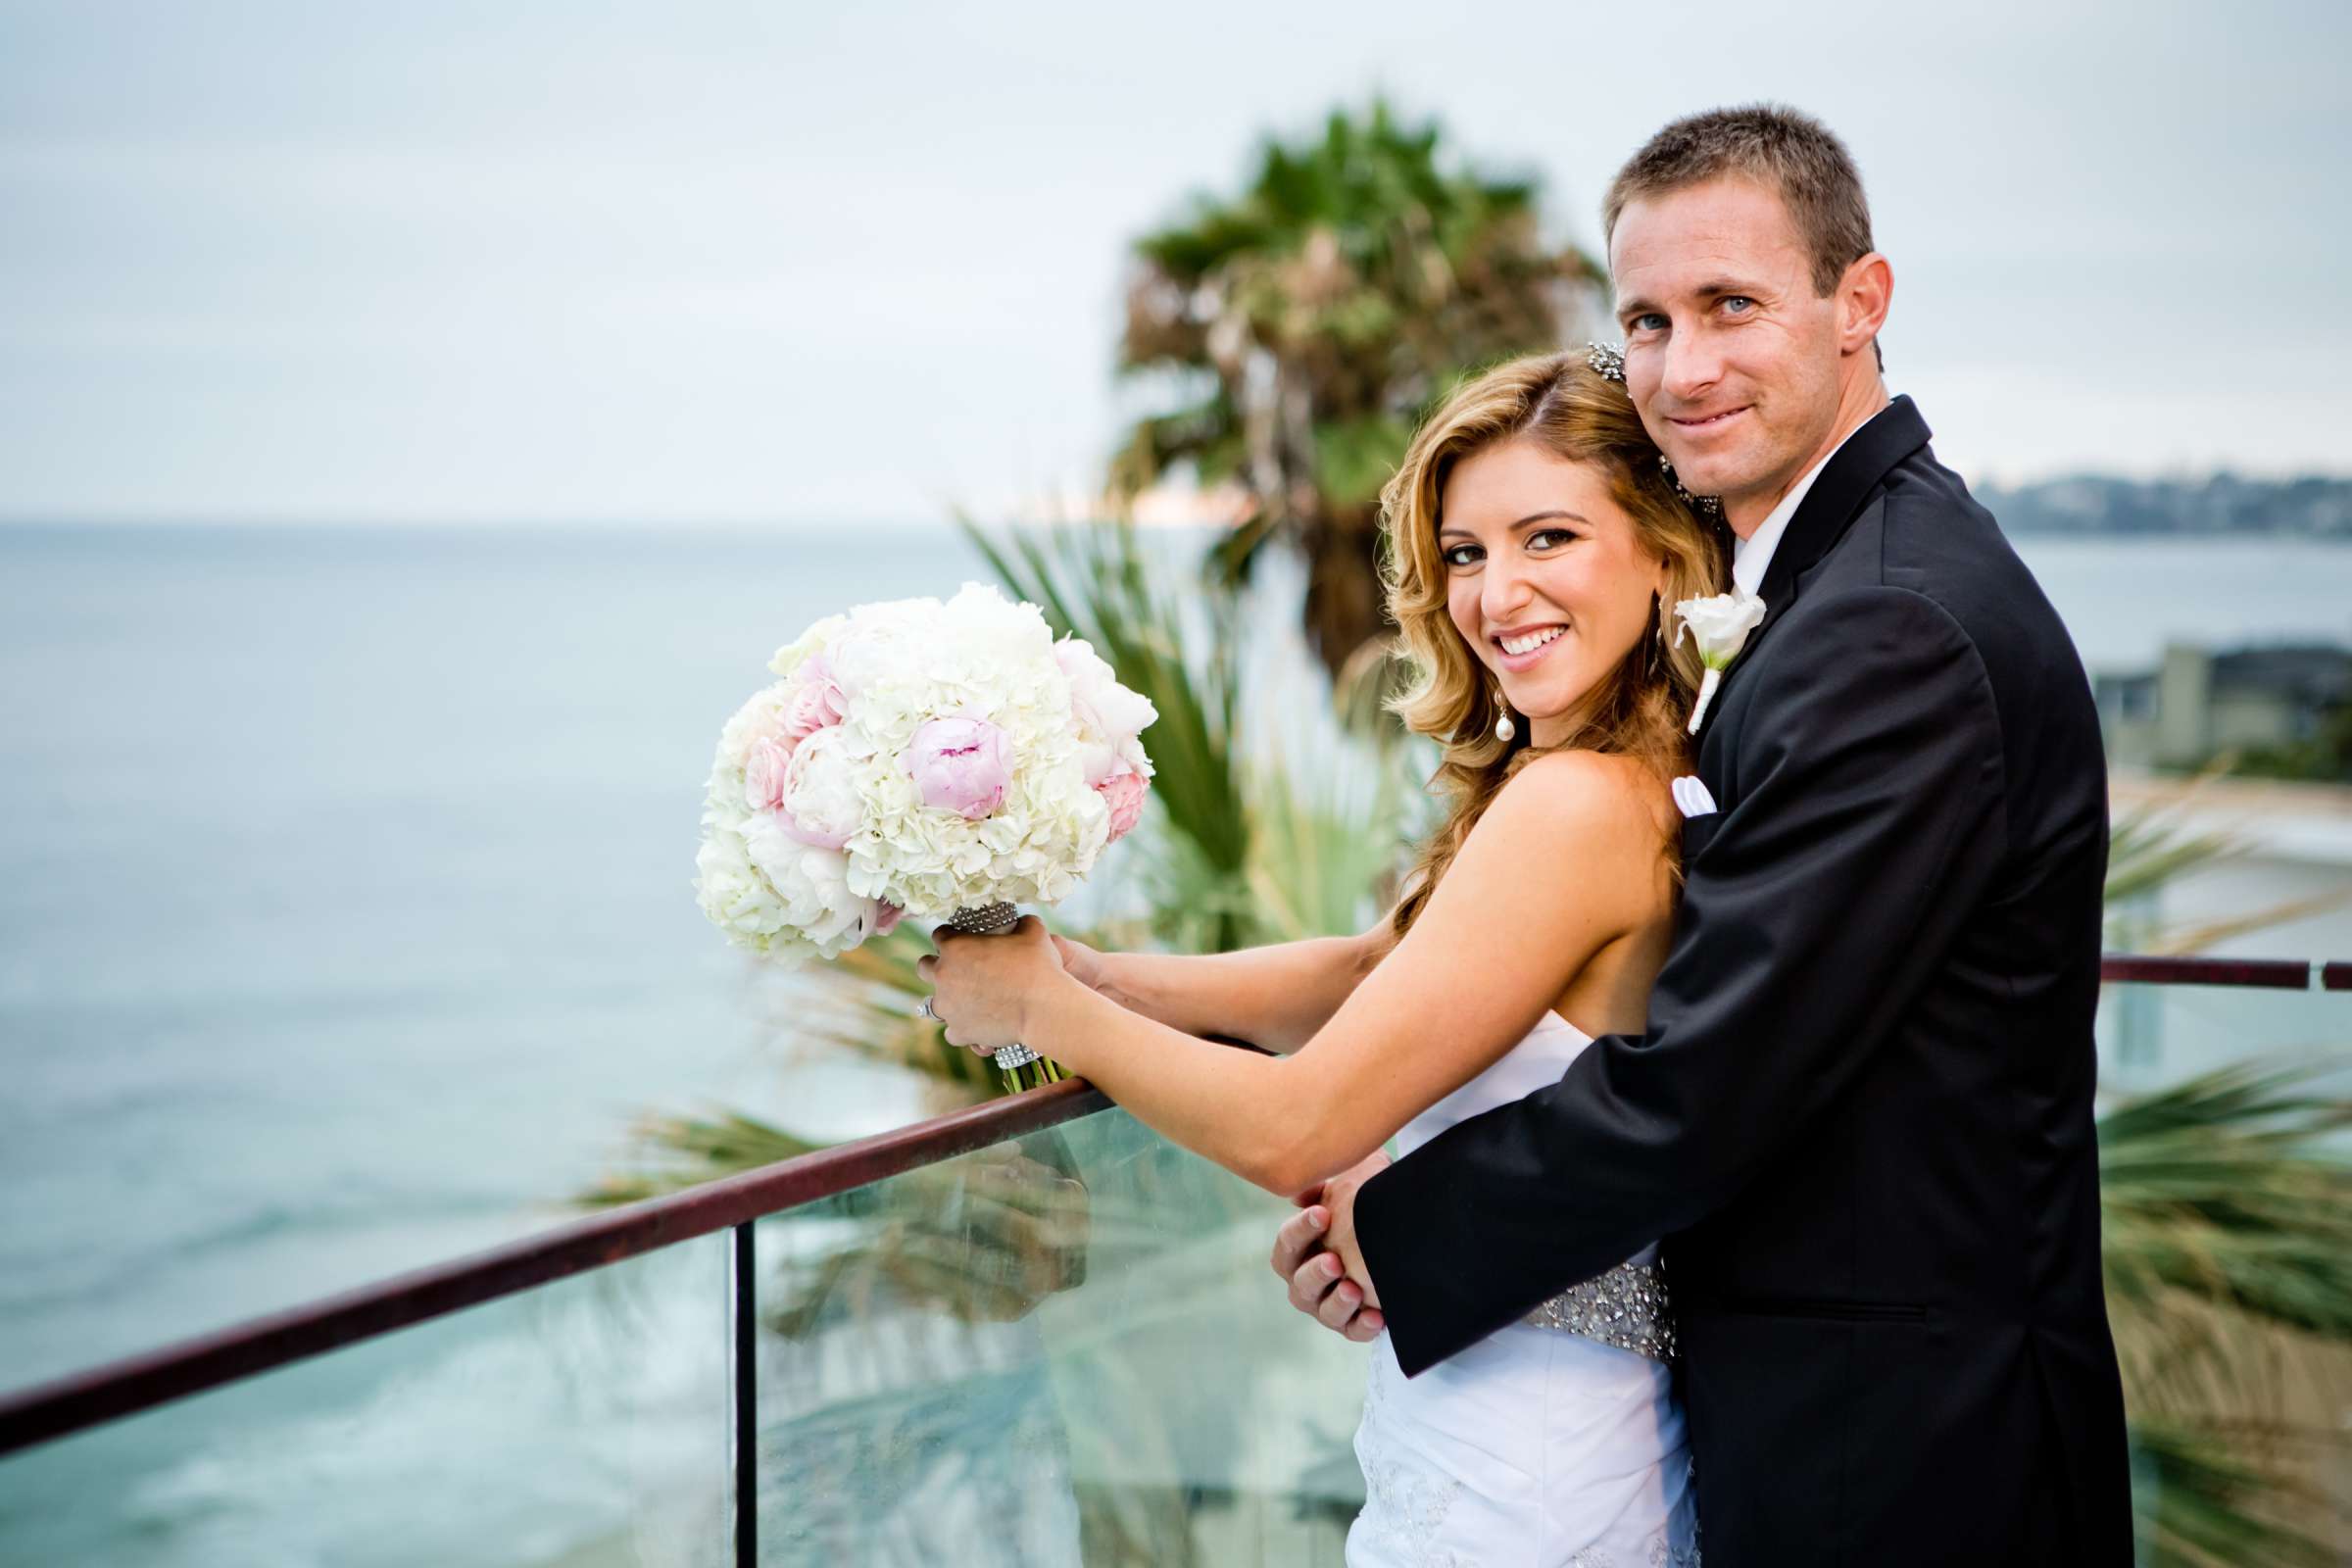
{"left": 780, "top": 656, "right": 848, "bottom": 745}
{"left": 743, "top": 737, "right": 792, "bottom": 813}
{"left": 1097, "top": 767, "right": 1149, "bottom": 843}
{"left": 872, "top": 900, "right": 905, "bottom": 937}
{"left": 906, "top": 716, "right": 1011, "bottom": 819}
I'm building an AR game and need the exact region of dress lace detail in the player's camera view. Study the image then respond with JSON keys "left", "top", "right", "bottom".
{"left": 1566, "top": 1536, "right": 1702, "bottom": 1568}
{"left": 1355, "top": 1347, "right": 1471, "bottom": 1568}
{"left": 1564, "top": 1508, "right": 1701, "bottom": 1567}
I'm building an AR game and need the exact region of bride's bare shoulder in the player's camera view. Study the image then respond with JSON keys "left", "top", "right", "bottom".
{"left": 1433, "top": 749, "right": 1674, "bottom": 936}
{"left": 1486, "top": 749, "right": 1672, "bottom": 844}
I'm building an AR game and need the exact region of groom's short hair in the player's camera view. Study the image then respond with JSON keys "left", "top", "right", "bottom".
{"left": 1604, "top": 105, "right": 1875, "bottom": 297}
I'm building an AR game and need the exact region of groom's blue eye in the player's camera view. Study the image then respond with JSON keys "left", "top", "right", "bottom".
{"left": 1721, "top": 296, "right": 1756, "bottom": 315}
{"left": 1629, "top": 313, "right": 1668, "bottom": 333}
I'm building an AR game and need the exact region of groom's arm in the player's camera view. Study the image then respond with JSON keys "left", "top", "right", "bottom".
{"left": 1352, "top": 587, "right": 2010, "bottom": 1376}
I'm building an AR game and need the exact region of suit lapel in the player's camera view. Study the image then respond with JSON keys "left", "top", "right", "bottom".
{"left": 1695, "top": 397, "right": 1933, "bottom": 745}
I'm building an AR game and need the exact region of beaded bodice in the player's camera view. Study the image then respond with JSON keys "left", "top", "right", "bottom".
{"left": 1522, "top": 1256, "right": 1676, "bottom": 1361}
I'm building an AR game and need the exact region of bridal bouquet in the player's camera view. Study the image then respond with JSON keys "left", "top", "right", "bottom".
{"left": 695, "top": 582, "right": 1155, "bottom": 1089}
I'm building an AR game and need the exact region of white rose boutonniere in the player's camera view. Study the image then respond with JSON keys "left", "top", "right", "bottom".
{"left": 1674, "top": 588, "right": 1767, "bottom": 734}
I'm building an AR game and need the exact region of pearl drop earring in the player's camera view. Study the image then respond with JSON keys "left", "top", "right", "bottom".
{"left": 1494, "top": 686, "right": 1515, "bottom": 743}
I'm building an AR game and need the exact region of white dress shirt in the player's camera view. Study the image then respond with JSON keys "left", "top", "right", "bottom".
{"left": 1730, "top": 422, "right": 1865, "bottom": 599}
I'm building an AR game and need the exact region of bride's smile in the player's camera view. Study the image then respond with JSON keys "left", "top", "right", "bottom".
{"left": 1493, "top": 622, "right": 1569, "bottom": 664}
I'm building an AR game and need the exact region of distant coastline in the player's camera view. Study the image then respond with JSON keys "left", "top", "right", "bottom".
{"left": 1979, "top": 473, "right": 2352, "bottom": 540}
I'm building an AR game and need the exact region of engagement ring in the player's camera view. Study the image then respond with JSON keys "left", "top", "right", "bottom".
{"left": 917, "top": 997, "right": 938, "bottom": 1022}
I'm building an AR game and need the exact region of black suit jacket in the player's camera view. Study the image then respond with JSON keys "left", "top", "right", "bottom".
{"left": 1354, "top": 397, "right": 2132, "bottom": 1564}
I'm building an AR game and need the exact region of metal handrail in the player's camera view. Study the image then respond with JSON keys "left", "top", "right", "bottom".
{"left": 2095, "top": 955, "right": 2317, "bottom": 989}
{"left": 0, "top": 1076, "right": 1106, "bottom": 1457}
{"left": 0, "top": 952, "right": 2341, "bottom": 1460}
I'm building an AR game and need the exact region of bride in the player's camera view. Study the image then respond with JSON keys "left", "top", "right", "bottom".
{"left": 920, "top": 346, "right": 1724, "bottom": 1565}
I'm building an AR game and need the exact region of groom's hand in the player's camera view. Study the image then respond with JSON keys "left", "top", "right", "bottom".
{"left": 1272, "top": 1151, "right": 1390, "bottom": 1343}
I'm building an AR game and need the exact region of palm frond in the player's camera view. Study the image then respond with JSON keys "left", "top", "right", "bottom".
{"left": 962, "top": 513, "right": 1258, "bottom": 949}
{"left": 2100, "top": 1060, "right": 2352, "bottom": 1347}
{"left": 575, "top": 1110, "right": 827, "bottom": 1206}
{"left": 2128, "top": 1415, "right": 2342, "bottom": 1568}
{"left": 2150, "top": 893, "right": 2352, "bottom": 959}
{"left": 1124, "top": 808, "right": 1260, "bottom": 956}
{"left": 2103, "top": 760, "right": 2338, "bottom": 957}
{"left": 1202, "top": 509, "right": 1282, "bottom": 591}
{"left": 2108, "top": 760, "right": 2240, "bottom": 906}
{"left": 1240, "top": 741, "right": 1421, "bottom": 943}
{"left": 2099, "top": 1064, "right": 2352, "bottom": 1562}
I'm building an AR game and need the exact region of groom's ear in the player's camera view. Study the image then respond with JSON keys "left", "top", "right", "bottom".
{"left": 1836, "top": 251, "right": 1893, "bottom": 363}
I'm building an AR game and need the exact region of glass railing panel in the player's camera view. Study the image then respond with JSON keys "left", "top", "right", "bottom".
{"left": 750, "top": 1106, "right": 1365, "bottom": 1566}
{"left": 0, "top": 1228, "right": 734, "bottom": 1567}
{"left": 2096, "top": 972, "right": 2348, "bottom": 1096}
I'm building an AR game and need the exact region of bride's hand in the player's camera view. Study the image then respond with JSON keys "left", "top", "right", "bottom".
{"left": 1048, "top": 933, "right": 1110, "bottom": 994}
{"left": 916, "top": 915, "right": 1068, "bottom": 1054}
{"left": 1049, "top": 932, "right": 1156, "bottom": 1014}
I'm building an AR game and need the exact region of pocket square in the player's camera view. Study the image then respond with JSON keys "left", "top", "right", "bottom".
{"left": 1671, "top": 775, "right": 1718, "bottom": 819}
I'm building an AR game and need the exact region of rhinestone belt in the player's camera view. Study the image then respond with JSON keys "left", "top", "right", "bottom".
{"left": 1523, "top": 1256, "right": 1677, "bottom": 1362}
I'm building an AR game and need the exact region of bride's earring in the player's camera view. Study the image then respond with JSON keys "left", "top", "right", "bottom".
{"left": 1493, "top": 684, "right": 1515, "bottom": 743}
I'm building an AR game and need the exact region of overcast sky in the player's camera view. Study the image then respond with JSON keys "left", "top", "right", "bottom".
{"left": 2, "top": 0, "right": 2346, "bottom": 526}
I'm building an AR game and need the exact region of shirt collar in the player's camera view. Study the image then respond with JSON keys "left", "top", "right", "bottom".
{"left": 1730, "top": 423, "right": 1861, "bottom": 599}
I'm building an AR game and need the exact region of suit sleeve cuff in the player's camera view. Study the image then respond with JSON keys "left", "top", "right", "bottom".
{"left": 1353, "top": 1156, "right": 1452, "bottom": 1377}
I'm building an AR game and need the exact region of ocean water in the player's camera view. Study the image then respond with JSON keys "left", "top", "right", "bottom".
{"left": 2003, "top": 535, "right": 2352, "bottom": 673}
{"left": 0, "top": 520, "right": 2348, "bottom": 1560}
{"left": 0, "top": 522, "right": 1018, "bottom": 1385}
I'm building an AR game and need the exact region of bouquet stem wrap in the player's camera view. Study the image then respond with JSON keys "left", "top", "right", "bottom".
{"left": 945, "top": 902, "right": 1068, "bottom": 1093}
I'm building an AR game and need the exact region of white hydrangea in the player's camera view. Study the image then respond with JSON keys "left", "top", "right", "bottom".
{"left": 767, "top": 612, "right": 850, "bottom": 681}
{"left": 694, "top": 582, "right": 1152, "bottom": 964}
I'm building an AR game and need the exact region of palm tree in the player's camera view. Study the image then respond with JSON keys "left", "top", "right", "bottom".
{"left": 1111, "top": 100, "right": 1604, "bottom": 683}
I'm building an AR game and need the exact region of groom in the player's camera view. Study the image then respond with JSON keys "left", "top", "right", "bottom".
{"left": 1275, "top": 106, "right": 2132, "bottom": 1561}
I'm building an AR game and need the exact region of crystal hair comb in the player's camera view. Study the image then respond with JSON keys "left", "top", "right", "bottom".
{"left": 1586, "top": 342, "right": 1724, "bottom": 522}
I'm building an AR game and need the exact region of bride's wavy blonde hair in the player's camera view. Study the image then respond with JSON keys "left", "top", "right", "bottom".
{"left": 1384, "top": 350, "right": 1731, "bottom": 940}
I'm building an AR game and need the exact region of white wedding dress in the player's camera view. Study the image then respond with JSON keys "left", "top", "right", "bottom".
{"left": 1348, "top": 1010, "right": 1700, "bottom": 1567}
